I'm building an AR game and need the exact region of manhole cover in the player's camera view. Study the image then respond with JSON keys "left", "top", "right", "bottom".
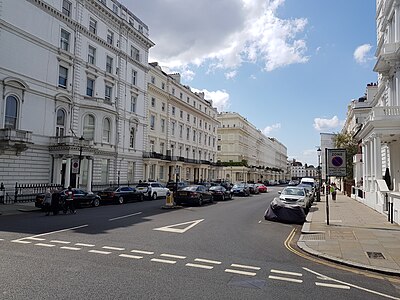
{"left": 366, "top": 251, "right": 385, "bottom": 259}
{"left": 299, "top": 233, "right": 325, "bottom": 241}
{"left": 228, "top": 278, "right": 266, "bottom": 289}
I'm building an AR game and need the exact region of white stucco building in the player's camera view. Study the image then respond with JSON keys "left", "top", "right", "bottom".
{"left": 143, "top": 63, "right": 219, "bottom": 183}
{"left": 0, "top": 0, "right": 153, "bottom": 192}
{"left": 349, "top": 0, "right": 400, "bottom": 224}
{"left": 216, "top": 112, "right": 288, "bottom": 183}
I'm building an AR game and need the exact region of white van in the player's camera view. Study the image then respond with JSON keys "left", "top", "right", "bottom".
{"left": 300, "top": 178, "right": 315, "bottom": 189}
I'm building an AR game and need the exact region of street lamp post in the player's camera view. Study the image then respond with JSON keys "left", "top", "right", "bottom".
{"left": 317, "top": 147, "right": 321, "bottom": 202}
{"left": 77, "top": 136, "right": 85, "bottom": 189}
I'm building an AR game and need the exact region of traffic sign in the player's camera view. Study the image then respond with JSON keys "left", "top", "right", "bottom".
{"left": 71, "top": 159, "right": 79, "bottom": 174}
{"left": 327, "top": 149, "right": 346, "bottom": 177}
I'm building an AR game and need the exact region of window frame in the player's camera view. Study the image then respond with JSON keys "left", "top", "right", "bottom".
{"left": 89, "top": 18, "right": 97, "bottom": 35}
{"left": 4, "top": 95, "right": 18, "bottom": 129}
{"left": 58, "top": 65, "right": 68, "bottom": 88}
{"left": 88, "top": 45, "right": 96, "bottom": 65}
{"left": 102, "top": 118, "right": 111, "bottom": 143}
{"left": 56, "top": 108, "right": 66, "bottom": 137}
{"left": 86, "top": 77, "right": 95, "bottom": 97}
{"left": 62, "top": 0, "right": 72, "bottom": 17}
{"left": 60, "top": 28, "right": 70, "bottom": 51}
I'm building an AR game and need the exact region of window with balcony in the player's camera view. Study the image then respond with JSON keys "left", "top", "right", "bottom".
{"left": 102, "top": 118, "right": 111, "bottom": 143}
{"left": 106, "top": 56, "right": 113, "bottom": 73}
{"left": 150, "top": 115, "right": 155, "bottom": 130}
{"left": 89, "top": 18, "right": 97, "bottom": 34}
{"left": 58, "top": 66, "right": 68, "bottom": 88}
{"left": 83, "top": 114, "right": 95, "bottom": 140}
{"left": 149, "top": 140, "right": 155, "bottom": 152}
{"left": 88, "top": 45, "right": 96, "bottom": 64}
{"left": 5, "top": 95, "right": 18, "bottom": 129}
{"left": 86, "top": 78, "right": 95, "bottom": 96}
{"left": 62, "top": 0, "right": 71, "bottom": 17}
{"left": 60, "top": 29, "right": 70, "bottom": 51}
{"left": 160, "top": 142, "right": 165, "bottom": 155}
{"left": 56, "top": 108, "right": 66, "bottom": 137}
{"left": 107, "top": 30, "right": 114, "bottom": 45}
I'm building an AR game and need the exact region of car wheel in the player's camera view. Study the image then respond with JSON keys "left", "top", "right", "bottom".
{"left": 118, "top": 196, "right": 124, "bottom": 204}
{"left": 152, "top": 193, "right": 157, "bottom": 200}
{"left": 198, "top": 197, "right": 203, "bottom": 206}
{"left": 93, "top": 198, "right": 100, "bottom": 207}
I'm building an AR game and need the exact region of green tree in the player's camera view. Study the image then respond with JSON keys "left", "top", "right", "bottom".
{"left": 333, "top": 132, "right": 358, "bottom": 180}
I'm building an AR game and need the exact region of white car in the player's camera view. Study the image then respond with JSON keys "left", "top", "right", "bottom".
{"left": 135, "top": 182, "right": 170, "bottom": 200}
{"left": 278, "top": 186, "right": 311, "bottom": 212}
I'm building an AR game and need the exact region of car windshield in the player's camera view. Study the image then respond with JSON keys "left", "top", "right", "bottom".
{"left": 282, "top": 188, "right": 304, "bottom": 196}
{"left": 209, "top": 186, "right": 222, "bottom": 191}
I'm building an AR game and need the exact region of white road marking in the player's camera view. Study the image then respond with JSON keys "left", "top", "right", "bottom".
{"left": 315, "top": 282, "right": 350, "bottom": 290}
{"left": 194, "top": 258, "right": 221, "bottom": 265}
{"left": 23, "top": 224, "right": 88, "bottom": 239}
{"left": 25, "top": 237, "right": 46, "bottom": 241}
{"left": 131, "top": 249, "right": 154, "bottom": 255}
{"left": 160, "top": 254, "right": 186, "bottom": 259}
{"left": 119, "top": 254, "right": 143, "bottom": 259}
{"left": 11, "top": 240, "right": 31, "bottom": 244}
{"left": 35, "top": 243, "right": 56, "bottom": 247}
{"left": 60, "top": 246, "right": 81, "bottom": 251}
{"left": 303, "top": 267, "right": 400, "bottom": 300}
{"left": 109, "top": 212, "right": 142, "bottom": 221}
{"left": 270, "top": 269, "right": 302, "bottom": 277}
{"left": 151, "top": 258, "right": 176, "bottom": 264}
{"left": 231, "top": 263, "right": 261, "bottom": 270}
{"left": 102, "top": 246, "right": 125, "bottom": 251}
{"left": 268, "top": 275, "right": 303, "bottom": 283}
{"left": 89, "top": 250, "right": 111, "bottom": 255}
{"left": 0, "top": 239, "right": 4, "bottom": 241}
{"left": 153, "top": 219, "right": 204, "bottom": 234}
{"left": 225, "top": 269, "right": 257, "bottom": 276}
{"left": 186, "top": 263, "right": 213, "bottom": 270}
{"left": 75, "top": 243, "right": 95, "bottom": 247}
{"left": 50, "top": 240, "right": 71, "bottom": 244}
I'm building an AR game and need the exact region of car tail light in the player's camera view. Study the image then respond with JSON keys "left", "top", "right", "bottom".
{"left": 110, "top": 192, "right": 115, "bottom": 197}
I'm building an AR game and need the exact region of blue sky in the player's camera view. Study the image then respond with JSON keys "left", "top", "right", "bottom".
{"left": 123, "top": 0, "right": 377, "bottom": 166}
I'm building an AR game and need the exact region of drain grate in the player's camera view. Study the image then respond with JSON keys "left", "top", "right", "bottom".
{"left": 366, "top": 251, "right": 385, "bottom": 259}
{"left": 299, "top": 233, "right": 325, "bottom": 241}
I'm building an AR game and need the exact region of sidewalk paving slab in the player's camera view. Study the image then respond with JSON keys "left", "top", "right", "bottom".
{"left": 0, "top": 202, "right": 41, "bottom": 216}
{"left": 298, "top": 193, "right": 400, "bottom": 276}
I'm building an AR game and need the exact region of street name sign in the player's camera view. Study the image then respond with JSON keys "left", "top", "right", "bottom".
{"left": 327, "top": 149, "right": 346, "bottom": 177}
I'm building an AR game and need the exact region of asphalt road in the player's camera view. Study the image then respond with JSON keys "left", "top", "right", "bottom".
{"left": 0, "top": 186, "right": 399, "bottom": 300}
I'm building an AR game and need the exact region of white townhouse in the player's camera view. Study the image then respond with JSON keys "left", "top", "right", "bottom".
{"left": 0, "top": 0, "right": 154, "bottom": 192}
{"left": 144, "top": 63, "right": 220, "bottom": 183}
{"left": 349, "top": 0, "right": 400, "bottom": 224}
{"left": 216, "top": 112, "right": 288, "bottom": 183}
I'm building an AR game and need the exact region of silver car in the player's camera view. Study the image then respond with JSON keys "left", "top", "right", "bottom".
{"left": 278, "top": 187, "right": 311, "bottom": 212}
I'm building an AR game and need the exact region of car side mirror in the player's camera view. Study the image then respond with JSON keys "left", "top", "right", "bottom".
{"left": 278, "top": 191, "right": 281, "bottom": 194}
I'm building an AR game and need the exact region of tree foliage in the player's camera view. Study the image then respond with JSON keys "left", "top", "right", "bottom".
{"left": 333, "top": 132, "right": 358, "bottom": 179}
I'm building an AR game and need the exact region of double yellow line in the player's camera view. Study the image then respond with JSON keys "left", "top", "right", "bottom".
{"left": 283, "top": 228, "right": 400, "bottom": 283}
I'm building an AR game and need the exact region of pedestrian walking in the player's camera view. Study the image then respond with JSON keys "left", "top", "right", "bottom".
{"left": 330, "top": 183, "right": 337, "bottom": 201}
{"left": 65, "top": 186, "right": 76, "bottom": 214}
{"left": 51, "top": 189, "right": 61, "bottom": 215}
{"left": 43, "top": 188, "right": 52, "bottom": 216}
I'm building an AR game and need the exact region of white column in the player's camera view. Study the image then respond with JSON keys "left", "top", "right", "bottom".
{"left": 64, "top": 157, "right": 71, "bottom": 188}
{"left": 395, "top": 6, "right": 400, "bottom": 42}
{"left": 370, "top": 139, "right": 375, "bottom": 192}
{"left": 54, "top": 157, "right": 62, "bottom": 184}
{"left": 375, "top": 135, "right": 382, "bottom": 181}
{"left": 362, "top": 144, "right": 367, "bottom": 190}
{"left": 86, "top": 158, "right": 93, "bottom": 192}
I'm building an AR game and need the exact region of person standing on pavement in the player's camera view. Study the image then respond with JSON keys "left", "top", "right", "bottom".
{"left": 65, "top": 186, "right": 76, "bottom": 214}
{"left": 43, "top": 188, "right": 52, "bottom": 216}
{"left": 330, "top": 183, "right": 337, "bottom": 201}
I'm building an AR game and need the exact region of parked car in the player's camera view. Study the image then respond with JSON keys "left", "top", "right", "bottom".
{"left": 248, "top": 184, "right": 260, "bottom": 194}
{"left": 297, "top": 183, "right": 315, "bottom": 202}
{"left": 98, "top": 186, "right": 144, "bottom": 204}
{"left": 231, "top": 183, "right": 250, "bottom": 196}
{"left": 288, "top": 180, "right": 298, "bottom": 186}
{"left": 278, "top": 186, "right": 311, "bottom": 212}
{"left": 209, "top": 185, "right": 232, "bottom": 201}
{"left": 255, "top": 183, "right": 268, "bottom": 193}
{"left": 174, "top": 185, "right": 213, "bottom": 206}
{"left": 35, "top": 188, "right": 100, "bottom": 209}
{"left": 136, "top": 182, "right": 170, "bottom": 200}
{"left": 166, "top": 181, "right": 189, "bottom": 192}
{"left": 264, "top": 198, "right": 306, "bottom": 224}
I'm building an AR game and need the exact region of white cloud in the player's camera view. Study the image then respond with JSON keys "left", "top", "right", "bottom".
{"left": 288, "top": 149, "right": 319, "bottom": 166}
{"left": 250, "top": 74, "right": 257, "bottom": 80}
{"left": 225, "top": 70, "right": 237, "bottom": 79}
{"left": 353, "top": 44, "right": 373, "bottom": 64}
{"left": 123, "top": 0, "right": 309, "bottom": 73}
{"left": 191, "top": 88, "right": 230, "bottom": 112}
{"left": 313, "top": 116, "right": 343, "bottom": 131}
{"left": 262, "top": 123, "right": 281, "bottom": 136}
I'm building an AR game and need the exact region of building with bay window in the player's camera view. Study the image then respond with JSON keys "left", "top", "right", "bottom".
{"left": 0, "top": 0, "right": 153, "bottom": 191}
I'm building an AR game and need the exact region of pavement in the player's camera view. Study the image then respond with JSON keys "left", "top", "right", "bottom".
{"left": 0, "top": 202, "right": 41, "bottom": 216}
{"left": 298, "top": 192, "right": 400, "bottom": 276}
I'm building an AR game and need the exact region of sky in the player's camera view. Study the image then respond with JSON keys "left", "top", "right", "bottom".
{"left": 121, "top": 0, "right": 377, "bottom": 166}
